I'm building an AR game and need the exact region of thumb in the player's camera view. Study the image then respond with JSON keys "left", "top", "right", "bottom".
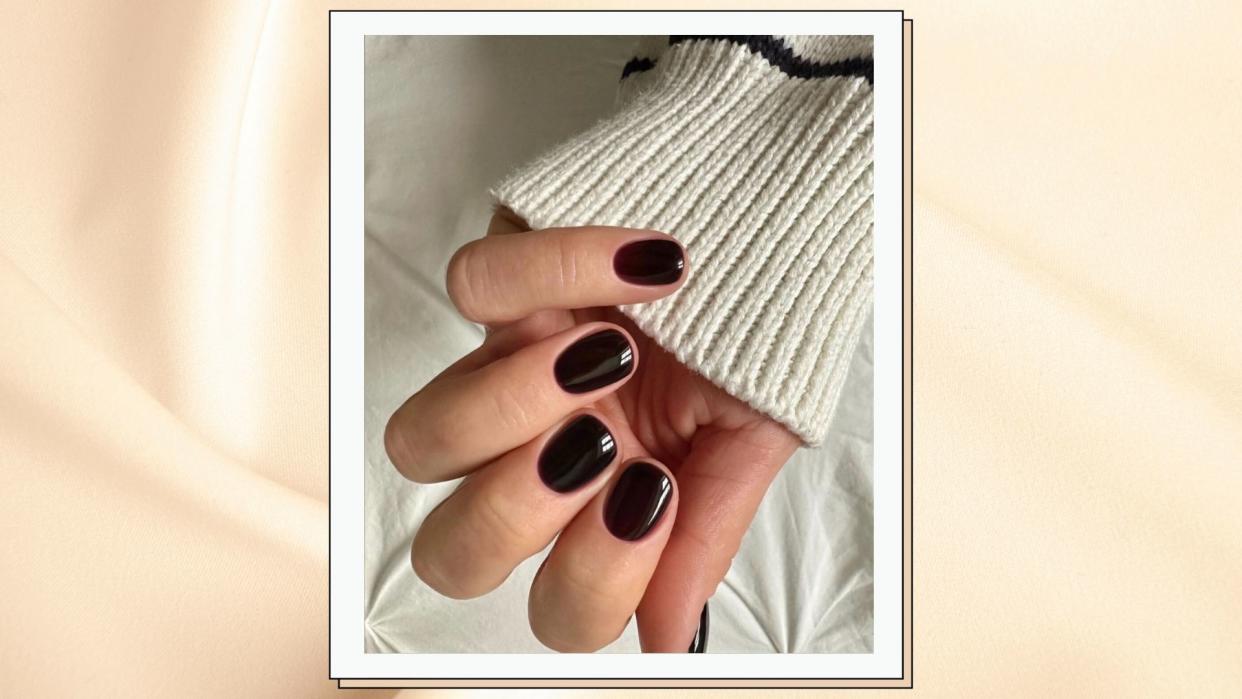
{"left": 634, "top": 419, "right": 800, "bottom": 652}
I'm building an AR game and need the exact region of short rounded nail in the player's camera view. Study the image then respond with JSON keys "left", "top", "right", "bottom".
{"left": 688, "top": 602, "right": 709, "bottom": 653}
{"left": 538, "top": 415, "right": 616, "bottom": 493}
{"left": 603, "top": 461, "right": 672, "bottom": 541}
{"left": 613, "top": 239, "right": 685, "bottom": 285}
{"left": 554, "top": 329, "right": 634, "bottom": 394}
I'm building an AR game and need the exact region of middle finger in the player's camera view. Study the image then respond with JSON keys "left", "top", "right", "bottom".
{"left": 385, "top": 321, "right": 637, "bottom": 484}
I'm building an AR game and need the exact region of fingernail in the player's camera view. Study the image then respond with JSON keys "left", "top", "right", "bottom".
{"left": 613, "top": 239, "right": 685, "bottom": 286}
{"left": 603, "top": 461, "right": 672, "bottom": 541}
{"left": 554, "top": 329, "right": 634, "bottom": 394}
{"left": 688, "top": 602, "right": 710, "bottom": 653}
{"left": 538, "top": 415, "right": 616, "bottom": 493}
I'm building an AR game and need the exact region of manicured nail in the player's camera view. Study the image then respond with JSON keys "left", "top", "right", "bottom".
{"left": 688, "top": 602, "right": 709, "bottom": 653}
{"left": 538, "top": 415, "right": 616, "bottom": 493}
{"left": 613, "top": 239, "right": 685, "bottom": 286}
{"left": 554, "top": 329, "right": 634, "bottom": 394}
{"left": 603, "top": 461, "right": 672, "bottom": 541}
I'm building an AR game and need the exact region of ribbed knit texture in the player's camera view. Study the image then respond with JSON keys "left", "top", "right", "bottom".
{"left": 490, "top": 36, "right": 874, "bottom": 445}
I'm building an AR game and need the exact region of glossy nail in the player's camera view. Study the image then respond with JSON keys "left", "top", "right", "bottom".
{"left": 603, "top": 462, "right": 673, "bottom": 541}
{"left": 688, "top": 602, "right": 709, "bottom": 653}
{"left": 538, "top": 415, "right": 616, "bottom": 493}
{"left": 613, "top": 239, "right": 685, "bottom": 285}
{"left": 554, "top": 329, "right": 634, "bottom": 394}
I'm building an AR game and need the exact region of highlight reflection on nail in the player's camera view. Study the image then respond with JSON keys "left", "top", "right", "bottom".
{"left": 538, "top": 415, "right": 616, "bottom": 493}
{"left": 554, "top": 329, "right": 634, "bottom": 394}
{"left": 688, "top": 602, "right": 709, "bottom": 653}
{"left": 603, "top": 462, "right": 672, "bottom": 541}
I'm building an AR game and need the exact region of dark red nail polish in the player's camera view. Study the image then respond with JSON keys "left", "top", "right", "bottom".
{"left": 603, "top": 461, "right": 672, "bottom": 541}
{"left": 554, "top": 329, "right": 634, "bottom": 394}
{"left": 688, "top": 602, "right": 709, "bottom": 653}
{"left": 538, "top": 415, "right": 616, "bottom": 493}
{"left": 613, "top": 239, "right": 685, "bottom": 286}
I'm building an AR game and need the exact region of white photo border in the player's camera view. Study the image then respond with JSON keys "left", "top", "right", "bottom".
{"left": 330, "top": 10, "right": 905, "bottom": 681}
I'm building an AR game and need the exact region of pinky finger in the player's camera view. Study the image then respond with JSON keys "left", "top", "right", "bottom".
{"left": 528, "top": 459, "right": 678, "bottom": 653}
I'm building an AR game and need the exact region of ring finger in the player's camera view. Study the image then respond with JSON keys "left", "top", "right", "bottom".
{"left": 411, "top": 409, "right": 626, "bottom": 599}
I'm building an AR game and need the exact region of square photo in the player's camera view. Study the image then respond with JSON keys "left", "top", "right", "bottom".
{"left": 364, "top": 33, "right": 876, "bottom": 655}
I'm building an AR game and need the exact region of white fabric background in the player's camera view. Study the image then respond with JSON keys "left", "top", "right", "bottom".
{"left": 362, "top": 35, "right": 874, "bottom": 654}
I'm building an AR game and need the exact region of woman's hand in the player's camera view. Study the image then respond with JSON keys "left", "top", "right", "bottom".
{"left": 385, "top": 209, "right": 800, "bottom": 652}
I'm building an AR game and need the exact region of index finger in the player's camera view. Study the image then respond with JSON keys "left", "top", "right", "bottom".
{"left": 446, "top": 226, "right": 690, "bottom": 324}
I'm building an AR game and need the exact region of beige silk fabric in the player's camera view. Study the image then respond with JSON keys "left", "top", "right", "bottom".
{"left": 1, "top": 1, "right": 1240, "bottom": 697}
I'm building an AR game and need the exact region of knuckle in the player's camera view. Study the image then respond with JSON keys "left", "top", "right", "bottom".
{"left": 445, "top": 240, "right": 489, "bottom": 321}
{"left": 559, "top": 558, "right": 628, "bottom": 611}
{"left": 484, "top": 372, "right": 540, "bottom": 435}
{"left": 474, "top": 484, "right": 536, "bottom": 555}
{"left": 385, "top": 400, "right": 451, "bottom": 483}
{"left": 383, "top": 414, "right": 424, "bottom": 481}
{"left": 411, "top": 531, "right": 480, "bottom": 600}
{"left": 553, "top": 234, "right": 577, "bottom": 292}
{"left": 674, "top": 523, "right": 739, "bottom": 592}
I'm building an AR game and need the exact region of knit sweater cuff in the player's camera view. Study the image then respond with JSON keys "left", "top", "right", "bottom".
{"left": 489, "top": 36, "right": 874, "bottom": 445}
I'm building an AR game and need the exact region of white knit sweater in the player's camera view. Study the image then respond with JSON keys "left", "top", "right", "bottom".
{"left": 490, "top": 35, "right": 874, "bottom": 445}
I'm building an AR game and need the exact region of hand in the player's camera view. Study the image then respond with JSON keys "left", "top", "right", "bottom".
{"left": 385, "top": 208, "right": 800, "bottom": 652}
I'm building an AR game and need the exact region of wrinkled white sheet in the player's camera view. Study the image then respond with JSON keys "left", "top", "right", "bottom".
{"left": 362, "top": 35, "right": 873, "bottom": 653}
